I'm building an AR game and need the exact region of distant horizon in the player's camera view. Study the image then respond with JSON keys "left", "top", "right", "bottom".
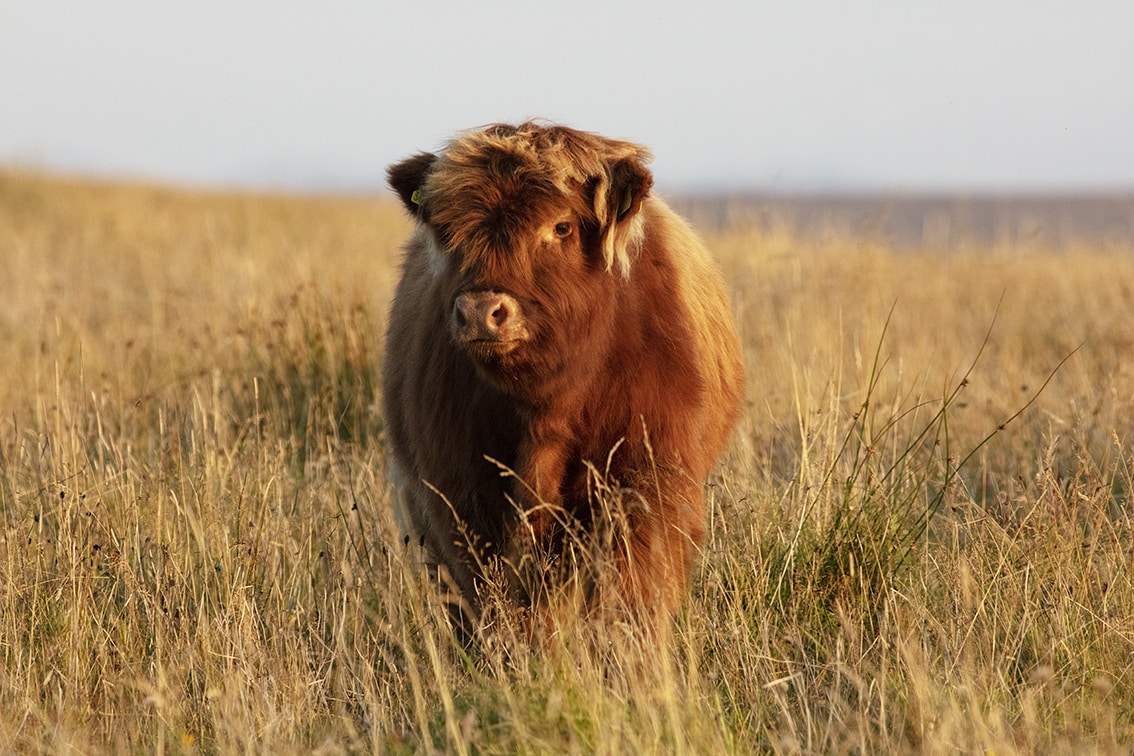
{"left": 9, "top": 169, "right": 1132, "bottom": 252}
{"left": 6, "top": 161, "right": 1134, "bottom": 201}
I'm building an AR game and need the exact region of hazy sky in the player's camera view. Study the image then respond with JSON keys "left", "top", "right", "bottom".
{"left": 3, "top": 1, "right": 1133, "bottom": 192}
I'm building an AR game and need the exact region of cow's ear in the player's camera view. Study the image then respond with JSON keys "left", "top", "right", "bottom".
{"left": 387, "top": 152, "right": 437, "bottom": 217}
{"left": 607, "top": 156, "right": 653, "bottom": 224}
{"left": 596, "top": 156, "right": 653, "bottom": 277}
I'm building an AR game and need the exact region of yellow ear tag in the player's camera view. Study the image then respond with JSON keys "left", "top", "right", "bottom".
{"left": 618, "top": 187, "right": 633, "bottom": 216}
{"left": 410, "top": 189, "right": 422, "bottom": 206}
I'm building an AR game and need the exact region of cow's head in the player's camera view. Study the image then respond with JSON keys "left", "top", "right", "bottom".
{"left": 387, "top": 122, "right": 654, "bottom": 396}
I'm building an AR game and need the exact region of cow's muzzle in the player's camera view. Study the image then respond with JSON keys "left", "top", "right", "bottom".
{"left": 450, "top": 291, "right": 528, "bottom": 346}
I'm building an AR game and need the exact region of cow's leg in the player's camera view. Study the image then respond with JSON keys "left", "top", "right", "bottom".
{"left": 599, "top": 472, "right": 706, "bottom": 621}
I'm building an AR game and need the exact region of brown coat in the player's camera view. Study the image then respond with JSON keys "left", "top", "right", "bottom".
{"left": 383, "top": 122, "right": 743, "bottom": 626}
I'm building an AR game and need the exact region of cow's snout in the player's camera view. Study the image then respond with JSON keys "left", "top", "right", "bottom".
{"left": 451, "top": 291, "right": 526, "bottom": 344}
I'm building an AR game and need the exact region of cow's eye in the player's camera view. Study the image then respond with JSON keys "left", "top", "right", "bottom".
{"left": 554, "top": 221, "right": 572, "bottom": 239}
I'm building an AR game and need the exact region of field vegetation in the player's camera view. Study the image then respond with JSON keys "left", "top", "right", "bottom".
{"left": 1, "top": 172, "right": 1132, "bottom": 753}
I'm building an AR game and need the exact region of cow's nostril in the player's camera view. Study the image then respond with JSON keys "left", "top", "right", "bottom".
{"left": 452, "top": 303, "right": 469, "bottom": 329}
{"left": 452, "top": 291, "right": 522, "bottom": 343}
{"left": 490, "top": 302, "right": 508, "bottom": 328}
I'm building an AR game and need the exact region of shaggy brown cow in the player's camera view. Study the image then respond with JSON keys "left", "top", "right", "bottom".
{"left": 383, "top": 121, "right": 743, "bottom": 631}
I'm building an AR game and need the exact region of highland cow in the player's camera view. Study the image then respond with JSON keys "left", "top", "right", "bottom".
{"left": 383, "top": 121, "right": 744, "bottom": 631}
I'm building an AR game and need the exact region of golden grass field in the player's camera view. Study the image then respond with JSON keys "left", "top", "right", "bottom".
{"left": 1, "top": 172, "right": 1132, "bottom": 753}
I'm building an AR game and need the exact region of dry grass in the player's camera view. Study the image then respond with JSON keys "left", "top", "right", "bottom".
{"left": 1, "top": 172, "right": 1132, "bottom": 753}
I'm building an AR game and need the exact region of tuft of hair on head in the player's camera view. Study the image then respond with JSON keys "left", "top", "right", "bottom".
{"left": 450, "top": 121, "right": 655, "bottom": 277}
{"left": 386, "top": 121, "right": 655, "bottom": 277}
{"left": 496, "top": 121, "right": 654, "bottom": 278}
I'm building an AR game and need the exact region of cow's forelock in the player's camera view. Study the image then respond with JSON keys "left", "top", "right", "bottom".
{"left": 418, "top": 122, "right": 650, "bottom": 280}
{"left": 426, "top": 152, "right": 570, "bottom": 273}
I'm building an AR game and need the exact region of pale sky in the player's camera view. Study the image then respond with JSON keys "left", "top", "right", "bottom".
{"left": 2, "top": 1, "right": 1132, "bottom": 192}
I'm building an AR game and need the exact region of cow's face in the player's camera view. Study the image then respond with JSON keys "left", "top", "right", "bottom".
{"left": 387, "top": 123, "right": 653, "bottom": 398}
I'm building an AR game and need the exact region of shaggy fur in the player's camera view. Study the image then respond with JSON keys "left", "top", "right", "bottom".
{"left": 383, "top": 121, "right": 744, "bottom": 629}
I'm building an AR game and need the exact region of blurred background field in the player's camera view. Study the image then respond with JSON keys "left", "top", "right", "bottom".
{"left": 1, "top": 172, "right": 1132, "bottom": 753}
